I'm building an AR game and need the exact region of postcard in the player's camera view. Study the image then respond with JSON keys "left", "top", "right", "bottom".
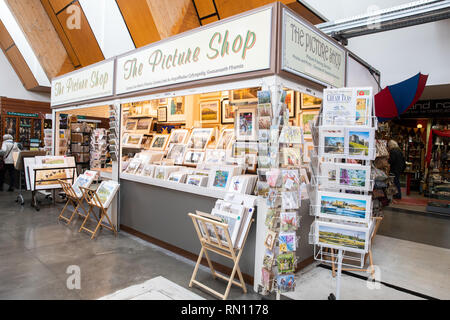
{"left": 258, "top": 156, "right": 271, "bottom": 169}
{"left": 355, "top": 87, "right": 373, "bottom": 126}
{"left": 277, "top": 274, "right": 295, "bottom": 292}
{"left": 319, "top": 162, "right": 338, "bottom": 187}
{"left": 316, "top": 191, "right": 371, "bottom": 223}
{"left": 264, "top": 229, "right": 277, "bottom": 250}
{"left": 266, "top": 189, "right": 279, "bottom": 208}
{"left": 279, "top": 126, "right": 302, "bottom": 144}
{"left": 256, "top": 181, "right": 270, "bottom": 197}
{"left": 277, "top": 252, "right": 295, "bottom": 274}
{"left": 166, "top": 143, "right": 187, "bottom": 165}
{"left": 208, "top": 166, "right": 234, "bottom": 190}
{"left": 258, "top": 116, "right": 271, "bottom": 130}
{"left": 319, "top": 127, "right": 346, "bottom": 157}
{"left": 258, "top": 90, "right": 271, "bottom": 104}
{"left": 258, "top": 103, "right": 272, "bottom": 117}
{"left": 263, "top": 249, "right": 275, "bottom": 270}
{"left": 279, "top": 232, "right": 296, "bottom": 252}
{"left": 338, "top": 163, "right": 371, "bottom": 190}
{"left": 281, "top": 147, "right": 301, "bottom": 167}
{"left": 315, "top": 220, "right": 370, "bottom": 254}
{"left": 346, "top": 128, "right": 375, "bottom": 160}
{"left": 261, "top": 268, "right": 274, "bottom": 291}
{"left": 281, "top": 191, "right": 299, "bottom": 210}
{"left": 267, "top": 169, "right": 281, "bottom": 188}
{"left": 280, "top": 211, "right": 298, "bottom": 232}
{"left": 282, "top": 169, "right": 300, "bottom": 191}
{"left": 265, "top": 208, "right": 278, "bottom": 229}
{"left": 258, "top": 129, "right": 270, "bottom": 142}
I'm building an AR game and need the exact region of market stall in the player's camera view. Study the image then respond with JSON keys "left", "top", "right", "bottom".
{"left": 50, "top": 2, "right": 379, "bottom": 292}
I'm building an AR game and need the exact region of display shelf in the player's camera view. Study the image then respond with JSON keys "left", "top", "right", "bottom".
{"left": 120, "top": 172, "right": 228, "bottom": 199}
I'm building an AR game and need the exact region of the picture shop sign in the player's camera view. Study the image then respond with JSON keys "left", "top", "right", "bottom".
{"left": 51, "top": 61, "right": 114, "bottom": 106}
{"left": 282, "top": 9, "right": 346, "bottom": 88}
{"left": 116, "top": 8, "right": 272, "bottom": 94}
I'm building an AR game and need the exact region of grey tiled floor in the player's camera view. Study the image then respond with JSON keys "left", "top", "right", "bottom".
{"left": 0, "top": 191, "right": 264, "bottom": 300}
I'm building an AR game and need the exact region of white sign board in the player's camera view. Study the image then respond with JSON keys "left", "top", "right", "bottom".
{"left": 51, "top": 61, "right": 115, "bottom": 106}
{"left": 116, "top": 7, "right": 273, "bottom": 94}
{"left": 282, "top": 9, "right": 346, "bottom": 88}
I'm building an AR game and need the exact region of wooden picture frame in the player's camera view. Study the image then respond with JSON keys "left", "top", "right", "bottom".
{"left": 135, "top": 118, "right": 153, "bottom": 134}
{"left": 229, "top": 88, "right": 259, "bottom": 104}
{"left": 286, "top": 90, "right": 296, "bottom": 118}
{"left": 124, "top": 119, "right": 138, "bottom": 131}
{"left": 301, "top": 93, "right": 322, "bottom": 110}
{"left": 200, "top": 100, "right": 220, "bottom": 124}
{"left": 221, "top": 98, "right": 234, "bottom": 124}
{"left": 157, "top": 107, "right": 167, "bottom": 122}
{"left": 300, "top": 110, "right": 319, "bottom": 139}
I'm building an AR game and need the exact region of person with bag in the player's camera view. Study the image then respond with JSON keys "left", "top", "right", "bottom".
{"left": 388, "top": 139, "right": 406, "bottom": 200}
{"left": 0, "top": 129, "right": 21, "bottom": 192}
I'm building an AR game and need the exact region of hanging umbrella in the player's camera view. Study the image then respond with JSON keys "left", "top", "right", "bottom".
{"left": 375, "top": 73, "right": 428, "bottom": 122}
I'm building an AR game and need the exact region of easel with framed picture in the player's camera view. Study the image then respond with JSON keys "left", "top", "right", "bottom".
{"left": 188, "top": 211, "right": 254, "bottom": 300}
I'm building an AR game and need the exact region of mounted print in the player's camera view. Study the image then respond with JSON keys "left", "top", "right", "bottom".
{"left": 200, "top": 100, "right": 220, "bottom": 124}
{"left": 149, "top": 134, "right": 170, "bottom": 150}
{"left": 168, "top": 129, "right": 189, "bottom": 148}
{"left": 167, "top": 96, "right": 185, "bottom": 122}
{"left": 216, "top": 129, "right": 234, "bottom": 150}
{"left": 157, "top": 106, "right": 167, "bottom": 122}
{"left": 235, "top": 105, "right": 257, "bottom": 141}
{"left": 135, "top": 118, "right": 153, "bottom": 134}
{"left": 186, "top": 128, "right": 213, "bottom": 150}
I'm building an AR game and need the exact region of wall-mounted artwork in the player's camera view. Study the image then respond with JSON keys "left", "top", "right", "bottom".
{"left": 200, "top": 100, "right": 220, "bottom": 124}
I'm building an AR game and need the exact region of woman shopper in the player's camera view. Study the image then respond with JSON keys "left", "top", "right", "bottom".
{"left": 0, "top": 129, "right": 20, "bottom": 191}
{"left": 388, "top": 140, "right": 406, "bottom": 200}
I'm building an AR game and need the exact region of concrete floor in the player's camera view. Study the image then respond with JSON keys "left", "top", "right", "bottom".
{"left": 0, "top": 190, "right": 448, "bottom": 300}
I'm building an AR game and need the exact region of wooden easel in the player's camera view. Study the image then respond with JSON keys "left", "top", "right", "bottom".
{"left": 188, "top": 212, "right": 254, "bottom": 300}
{"left": 57, "top": 179, "right": 87, "bottom": 224}
{"left": 79, "top": 186, "right": 117, "bottom": 239}
{"left": 331, "top": 216, "right": 384, "bottom": 276}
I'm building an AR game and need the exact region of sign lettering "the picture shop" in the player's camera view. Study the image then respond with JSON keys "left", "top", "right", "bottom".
{"left": 116, "top": 8, "right": 273, "bottom": 94}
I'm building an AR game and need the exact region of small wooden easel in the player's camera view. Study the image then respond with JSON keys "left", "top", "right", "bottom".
{"left": 188, "top": 211, "right": 253, "bottom": 300}
{"left": 57, "top": 179, "right": 87, "bottom": 224}
{"left": 79, "top": 186, "right": 117, "bottom": 239}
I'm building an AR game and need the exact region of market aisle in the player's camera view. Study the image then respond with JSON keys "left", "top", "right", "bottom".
{"left": 285, "top": 235, "right": 450, "bottom": 300}
{"left": 0, "top": 192, "right": 259, "bottom": 300}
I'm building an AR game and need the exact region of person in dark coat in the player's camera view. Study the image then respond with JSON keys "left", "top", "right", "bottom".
{"left": 388, "top": 140, "right": 406, "bottom": 199}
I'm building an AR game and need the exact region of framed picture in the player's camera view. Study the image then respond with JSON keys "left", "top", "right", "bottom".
{"left": 166, "top": 143, "right": 187, "bottom": 165}
{"left": 167, "top": 96, "right": 185, "bottom": 122}
{"left": 135, "top": 118, "right": 153, "bottom": 134}
{"left": 264, "top": 230, "right": 277, "bottom": 250}
{"left": 159, "top": 98, "right": 167, "bottom": 105}
{"left": 230, "top": 88, "right": 259, "bottom": 104}
{"left": 186, "top": 128, "right": 214, "bottom": 150}
{"left": 301, "top": 93, "right": 322, "bottom": 109}
{"left": 183, "top": 150, "right": 205, "bottom": 166}
{"left": 157, "top": 106, "right": 167, "bottom": 122}
{"left": 315, "top": 190, "right": 372, "bottom": 223}
{"left": 200, "top": 100, "right": 220, "bottom": 124}
{"left": 125, "top": 119, "right": 138, "bottom": 131}
{"left": 300, "top": 110, "right": 319, "bottom": 139}
{"left": 221, "top": 98, "right": 234, "bottom": 124}
{"left": 315, "top": 220, "right": 370, "bottom": 254}
{"left": 149, "top": 134, "right": 170, "bottom": 150}
{"left": 319, "top": 127, "right": 346, "bottom": 157}
{"left": 285, "top": 90, "right": 295, "bottom": 118}
{"left": 281, "top": 147, "right": 301, "bottom": 167}
{"left": 345, "top": 127, "right": 375, "bottom": 160}
{"left": 216, "top": 128, "right": 234, "bottom": 150}
{"left": 235, "top": 105, "right": 257, "bottom": 141}
{"left": 168, "top": 129, "right": 189, "bottom": 148}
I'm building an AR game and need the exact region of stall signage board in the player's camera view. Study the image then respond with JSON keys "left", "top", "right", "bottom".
{"left": 51, "top": 61, "right": 114, "bottom": 106}
{"left": 115, "top": 7, "right": 273, "bottom": 94}
{"left": 7, "top": 112, "right": 38, "bottom": 117}
{"left": 402, "top": 99, "right": 450, "bottom": 118}
{"left": 281, "top": 9, "right": 346, "bottom": 88}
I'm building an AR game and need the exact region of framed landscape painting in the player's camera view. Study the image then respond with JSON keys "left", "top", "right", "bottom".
{"left": 200, "top": 100, "right": 220, "bottom": 124}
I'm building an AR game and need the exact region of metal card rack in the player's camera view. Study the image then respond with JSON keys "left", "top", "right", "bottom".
{"left": 308, "top": 90, "right": 380, "bottom": 300}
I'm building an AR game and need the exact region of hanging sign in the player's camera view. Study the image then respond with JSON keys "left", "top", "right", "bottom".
{"left": 281, "top": 9, "right": 346, "bottom": 88}
{"left": 115, "top": 7, "right": 273, "bottom": 94}
{"left": 7, "top": 112, "right": 39, "bottom": 117}
{"left": 51, "top": 60, "right": 114, "bottom": 106}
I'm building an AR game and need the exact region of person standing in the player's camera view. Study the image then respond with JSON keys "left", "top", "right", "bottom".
{"left": 388, "top": 140, "right": 406, "bottom": 199}
{"left": 0, "top": 129, "right": 20, "bottom": 191}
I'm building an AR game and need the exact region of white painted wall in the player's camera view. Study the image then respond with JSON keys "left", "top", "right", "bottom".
{"left": 79, "top": 0, "right": 135, "bottom": 59}
{"left": 0, "top": 49, "right": 50, "bottom": 102}
{"left": 347, "top": 19, "right": 450, "bottom": 87}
